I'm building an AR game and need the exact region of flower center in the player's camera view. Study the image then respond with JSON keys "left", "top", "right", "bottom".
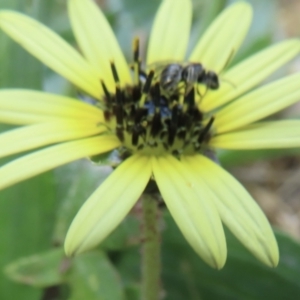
{"left": 99, "top": 39, "right": 216, "bottom": 157}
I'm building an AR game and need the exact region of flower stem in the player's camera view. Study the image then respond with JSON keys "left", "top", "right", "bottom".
{"left": 141, "top": 194, "right": 161, "bottom": 300}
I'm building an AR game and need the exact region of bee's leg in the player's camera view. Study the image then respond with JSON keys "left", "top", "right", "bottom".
{"left": 196, "top": 84, "right": 205, "bottom": 103}
{"left": 202, "top": 86, "right": 208, "bottom": 98}
{"left": 176, "top": 81, "right": 187, "bottom": 106}
{"left": 195, "top": 84, "right": 210, "bottom": 106}
{"left": 198, "top": 116, "right": 215, "bottom": 144}
{"left": 196, "top": 84, "right": 203, "bottom": 98}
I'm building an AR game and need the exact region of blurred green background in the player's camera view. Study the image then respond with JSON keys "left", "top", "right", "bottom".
{"left": 1, "top": 0, "right": 300, "bottom": 299}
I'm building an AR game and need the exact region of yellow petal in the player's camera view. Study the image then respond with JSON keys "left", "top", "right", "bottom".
{"left": 147, "top": 0, "right": 192, "bottom": 65}
{"left": 0, "top": 89, "right": 104, "bottom": 125}
{"left": 65, "top": 154, "right": 152, "bottom": 256}
{"left": 0, "top": 135, "right": 120, "bottom": 191}
{"left": 152, "top": 155, "right": 226, "bottom": 269}
{"left": 184, "top": 155, "right": 279, "bottom": 267}
{"left": 68, "top": 0, "right": 131, "bottom": 90}
{"left": 211, "top": 120, "right": 300, "bottom": 149}
{"left": 0, "top": 120, "right": 106, "bottom": 159}
{"left": 189, "top": 2, "right": 252, "bottom": 72}
{"left": 214, "top": 73, "right": 300, "bottom": 134}
{"left": 0, "top": 111, "right": 58, "bottom": 125}
{"left": 0, "top": 11, "right": 101, "bottom": 98}
{"left": 202, "top": 39, "right": 300, "bottom": 112}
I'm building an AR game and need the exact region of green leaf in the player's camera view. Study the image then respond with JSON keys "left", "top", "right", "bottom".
{"left": 67, "top": 251, "right": 124, "bottom": 300}
{"left": 161, "top": 212, "right": 300, "bottom": 300}
{"left": 0, "top": 153, "right": 57, "bottom": 299}
{"left": 52, "top": 161, "right": 110, "bottom": 246}
{"left": 114, "top": 246, "right": 141, "bottom": 300}
{"left": 4, "top": 249, "right": 68, "bottom": 288}
{"left": 0, "top": 123, "right": 58, "bottom": 299}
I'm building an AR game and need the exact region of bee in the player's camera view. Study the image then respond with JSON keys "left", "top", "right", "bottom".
{"left": 153, "top": 62, "right": 219, "bottom": 96}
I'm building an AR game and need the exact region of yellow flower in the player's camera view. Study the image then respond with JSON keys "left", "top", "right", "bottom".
{"left": 1, "top": 0, "right": 300, "bottom": 269}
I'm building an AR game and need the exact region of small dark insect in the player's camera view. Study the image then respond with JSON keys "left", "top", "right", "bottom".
{"left": 155, "top": 62, "right": 219, "bottom": 96}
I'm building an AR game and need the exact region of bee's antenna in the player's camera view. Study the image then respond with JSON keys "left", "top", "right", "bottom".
{"left": 215, "top": 48, "right": 236, "bottom": 89}
{"left": 196, "top": 84, "right": 203, "bottom": 98}
{"left": 199, "top": 86, "right": 209, "bottom": 103}
{"left": 220, "top": 48, "right": 235, "bottom": 74}
{"left": 220, "top": 77, "right": 236, "bottom": 88}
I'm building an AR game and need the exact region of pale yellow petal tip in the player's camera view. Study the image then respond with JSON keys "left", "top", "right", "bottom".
{"left": 196, "top": 223, "right": 227, "bottom": 270}
{"left": 64, "top": 229, "right": 93, "bottom": 257}
{"left": 249, "top": 234, "right": 279, "bottom": 268}
{"left": 64, "top": 215, "right": 101, "bottom": 258}
{"left": 192, "top": 241, "right": 227, "bottom": 270}
{"left": 64, "top": 216, "right": 108, "bottom": 257}
{"left": 213, "top": 255, "right": 227, "bottom": 270}
{"left": 199, "top": 249, "right": 227, "bottom": 270}
{"left": 214, "top": 248, "right": 227, "bottom": 270}
{"left": 64, "top": 229, "right": 82, "bottom": 257}
{"left": 260, "top": 252, "right": 279, "bottom": 268}
{"left": 205, "top": 238, "right": 227, "bottom": 270}
{"left": 64, "top": 240, "right": 77, "bottom": 257}
{"left": 263, "top": 240, "right": 280, "bottom": 268}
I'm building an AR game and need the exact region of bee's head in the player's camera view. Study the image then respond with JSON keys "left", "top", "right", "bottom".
{"left": 206, "top": 71, "right": 219, "bottom": 89}
{"left": 197, "top": 70, "right": 219, "bottom": 90}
